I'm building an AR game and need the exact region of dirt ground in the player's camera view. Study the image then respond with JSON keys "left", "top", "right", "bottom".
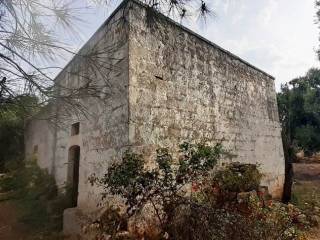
{"left": 293, "top": 163, "right": 320, "bottom": 182}
{"left": 0, "top": 201, "right": 29, "bottom": 240}
{"left": 0, "top": 200, "right": 65, "bottom": 240}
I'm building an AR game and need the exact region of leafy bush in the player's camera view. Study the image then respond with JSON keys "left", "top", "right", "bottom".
{"left": 89, "top": 142, "right": 226, "bottom": 237}
{"left": 169, "top": 202, "right": 305, "bottom": 240}
{"left": 277, "top": 68, "right": 320, "bottom": 156}
{"left": 177, "top": 163, "right": 308, "bottom": 240}
{"left": 0, "top": 107, "right": 24, "bottom": 172}
{"left": 90, "top": 142, "right": 225, "bottom": 217}
{"left": 213, "top": 162, "right": 263, "bottom": 192}
{"left": 0, "top": 159, "right": 70, "bottom": 235}
{"left": 89, "top": 143, "right": 308, "bottom": 240}
{"left": 291, "top": 181, "right": 320, "bottom": 228}
{"left": 0, "top": 95, "right": 38, "bottom": 172}
{"left": 183, "top": 162, "right": 263, "bottom": 208}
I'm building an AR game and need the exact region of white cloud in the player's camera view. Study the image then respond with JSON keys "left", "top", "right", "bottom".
{"left": 258, "top": 0, "right": 278, "bottom": 26}
{"left": 197, "top": 0, "right": 320, "bottom": 91}
{"left": 61, "top": 0, "right": 320, "bottom": 91}
{"left": 213, "top": 0, "right": 232, "bottom": 15}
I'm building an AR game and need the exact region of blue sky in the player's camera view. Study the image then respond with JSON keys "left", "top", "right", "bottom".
{"left": 71, "top": 0, "right": 320, "bottom": 91}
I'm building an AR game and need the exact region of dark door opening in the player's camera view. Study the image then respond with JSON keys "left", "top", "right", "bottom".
{"left": 67, "top": 145, "right": 80, "bottom": 207}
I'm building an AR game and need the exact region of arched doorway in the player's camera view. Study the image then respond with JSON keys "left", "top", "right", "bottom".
{"left": 67, "top": 145, "right": 80, "bottom": 207}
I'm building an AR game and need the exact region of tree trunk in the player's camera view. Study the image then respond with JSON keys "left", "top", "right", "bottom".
{"left": 282, "top": 133, "right": 294, "bottom": 203}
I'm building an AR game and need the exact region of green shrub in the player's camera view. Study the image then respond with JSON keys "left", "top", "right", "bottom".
{"left": 0, "top": 95, "right": 38, "bottom": 172}
{"left": 170, "top": 201, "right": 306, "bottom": 240}
{"left": 291, "top": 181, "right": 320, "bottom": 228}
{"left": 89, "top": 143, "right": 307, "bottom": 240}
{"left": 0, "top": 159, "right": 69, "bottom": 234}
{"left": 90, "top": 142, "right": 225, "bottom": 217}
{"left": 89, "top": 142, "right": 226, "bottom": 238}
{"left": 213, "top": 162, "right": 263, "bottom": 192}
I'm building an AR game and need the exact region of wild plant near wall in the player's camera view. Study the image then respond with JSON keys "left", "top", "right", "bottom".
{"left": 0, "top": 159, "right": 69, "bottom": 237}
{"left": 89, "top": 142, "right": 308, "bottom": 240}
{"left": 89, "top": 142, "right": 225, "bottom": 232}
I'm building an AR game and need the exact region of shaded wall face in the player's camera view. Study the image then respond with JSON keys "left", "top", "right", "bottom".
{"left": 128, "top": 4, "right": 284, "bottom": 197}
{"left": 55, "top": 10, "right": 130, "bottom": 211}
{"left": 25, "top": 7, "right": 130, "bottom": 211}
{"left": 25, "top": 113, "right": 55, "bottom": 172}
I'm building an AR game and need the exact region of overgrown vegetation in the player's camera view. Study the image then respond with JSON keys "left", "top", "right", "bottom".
{"left": 212, "top": 162, "right": 262, "bottom": 193}
{"left": 290, "top": 164, "right": 320, "bottom": 229}
{"left": 277, "top": 68, "right": 320, "bottom": 156}
{"left": 292, "top": 181, "right": 320, "bottom": 225}
{"left": 88, "top": 143, "right": 309, "bottom": 240}
{"left": 277, "top": 68, "right": 320, "bottom": 202}
{"left": 0, "top": 95, "right": 38, "bottom": 172}
{"left": 90, "top": 142, "right": 226, "bottom": 228}
{"left": 0, "top": 159, "right": 68, "bottom": 239}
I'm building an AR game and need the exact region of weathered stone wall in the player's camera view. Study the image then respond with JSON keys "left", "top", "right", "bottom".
{"left": 25, "top": 5, "right": 130, "bottom": 211}
{"left": 25, "top": 107, "right": 56, "bottom": 172}
{"left": 25, "top": 0, "right": 285, "bottom": 219}
{"left": 128, "top": 2, "right": 284, "bottom": 197}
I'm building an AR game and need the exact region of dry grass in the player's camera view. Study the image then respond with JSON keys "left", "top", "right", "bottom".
{"left": 292, "top": 163, "right": 320, "bottom": 240}
{"left": 292, "top": 164, "right": 320, "bottom": 210}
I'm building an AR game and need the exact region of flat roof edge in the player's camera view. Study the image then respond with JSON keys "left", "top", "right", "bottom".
{"left": 130, "top": 0, "right": 275, "bottom": 80}
{"left": 54, "top": 0, "right": 275, "bottom": 82}
{"left": 54, "top": 0, "right": 131, "bottom": 82}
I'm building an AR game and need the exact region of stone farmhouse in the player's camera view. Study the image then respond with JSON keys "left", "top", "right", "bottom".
{"left": 25, "top": 0, "right": 285, "bottom": 228}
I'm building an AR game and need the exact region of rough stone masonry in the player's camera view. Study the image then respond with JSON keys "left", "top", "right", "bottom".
{"left": 24, "top": 0, "right": 285, "bottom": 224}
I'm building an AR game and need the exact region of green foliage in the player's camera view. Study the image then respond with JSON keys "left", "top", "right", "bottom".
{"left": 0, "top": 95, "right": 38, "bottom": 172}
{"left": 90, "top": 142, "right": 226, "bottom": 232}
{"left": 277, "top": 68, "right": 320, "bottom": 155}
{"left": 0, "top": 159, "right": 68, "bottom": 234}
{"left": 182, "top": 164, "right": 309, "bottom": 240}
{"left": 295, "top": 125, "right": 320, "bottom": 155}
{"left": 90, "top": 152, "right": 308, "bottom": 240}
{"left": 169, "top": 201, "right": 306, "bottom": 240}
{"left": 179, "top": 163, "right": 309, "bottom": 240}
{"left": 291, "top": 180, "right": 320, "bottom": 227}
{"left": 213, "top": 162, "right": 263, "bottom": 192}
{"left": 177, "top": 142, "right": 224, "bottom": 178}
{"left": 101, "top": 151, "right": 145, "bottom": 197}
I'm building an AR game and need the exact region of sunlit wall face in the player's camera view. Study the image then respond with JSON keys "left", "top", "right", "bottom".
{"left": 78, "top": 0, "right": 320, "bottom": 92}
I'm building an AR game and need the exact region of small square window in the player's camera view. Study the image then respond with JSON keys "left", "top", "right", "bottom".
{"left": 71, "top": 122, "right": 80, "bottom": 136}
{"left": 33, "top": 145, "right": 38, "bottom": 154}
